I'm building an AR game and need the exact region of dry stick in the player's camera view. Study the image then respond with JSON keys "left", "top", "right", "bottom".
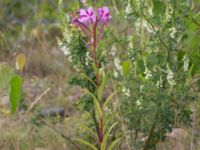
{"left": 25, "top": 88, "right": 51, "bottom": 114}
{"left": 110, "top": 77, "right": 132, "bottom": 150}
{"left": 18, "top": 88, "right": 51, "bottom": 123}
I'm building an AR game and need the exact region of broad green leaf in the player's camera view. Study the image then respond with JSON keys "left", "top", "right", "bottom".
{"left": 153, "top": 1, "right": 166, "bottom": 14}
{"left": 122, "top": 60, "right": 131, "bottom": 77}
{"left": 0, "top": 63, "right": 14, "bottom": 89}
{"left": 9, "top": 75, "right": 23, "bottom": 114}
{"left": 98, "top": 73, "right": 107, "bottom": 101}
{"left": 108, "top": 138, "right": 121, "bottom": 150}
{"left": 187, "top": 33, "right": 200, "bottom": 49}
{"left": 16, "top": 54, "right": 26, "bottom": 71}
{"left": 75, "top": 139, "right": 98, "bottom": 150}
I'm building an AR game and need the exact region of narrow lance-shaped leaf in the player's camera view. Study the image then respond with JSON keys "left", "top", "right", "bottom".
{"left": 81, "top": 73, "right": 97, "bottom": 88}
{"left": 74, "top": 138, "right": 98, "bottom": 150}
{"left": 84, "top": 89, "right": 102, "bottom": 118}
{"left": 108, "top": 137, "right": 121, "bottom": 150}
{"left": 103, "top": 91, "right": 116, "bottom": 108}
{"left": 98, "top": 72, "right": 107, "bottom": 101}
{"left": 101, "top": 122, "right": 118, "bottom": 150}
{"left": 78, "top": 124, "right": 98, "bottom": 140}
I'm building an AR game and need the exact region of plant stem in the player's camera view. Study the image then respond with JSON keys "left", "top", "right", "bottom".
{"left": 92, "top": 109, "right": 100, "bottom": 140}
{"left": 143, "top": 111, "right": 159, "bottom": 150}
{"left": 93, "top": 21, "right": 99, "bottom": 85}
{"left": 110, "top": 76, "right": 132, "bottom": 150}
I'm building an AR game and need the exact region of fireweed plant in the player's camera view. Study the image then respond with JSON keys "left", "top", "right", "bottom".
{"left": 72, "top": 6, "right": 121, "bottom": 150}
{"left": 59, "top": 3, "right": 121, "bottom": 150}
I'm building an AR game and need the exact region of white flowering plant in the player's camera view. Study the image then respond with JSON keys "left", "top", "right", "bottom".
{"left": 109, "top": 0, "right": 200, "bottom": 149}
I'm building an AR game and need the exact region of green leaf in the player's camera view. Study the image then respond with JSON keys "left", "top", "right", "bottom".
{"left": 81, "top": 73, "right": 97, "bottom": 88}
{"left": 108, "top": 138, "right": 121, "bottom": 150}
{"left": 84, "top": 89, "right": 102, "bottom": 117}
{"left": 122, "top": 60, "right": 131, "bottom": 77}
{"left": 187, "top": 33, "right": 200, "bottom": 49}
{"left": 103, "top": 91, "right": 116, "bottom": 108}
{"left": 98, "top": 73, "right": 107, "bottom": 101}
{"left": 78, "top": 124, "right": 98, "bottom": 140}
{"left": 9, "top": 75, "right": 23, "bottom": 114}
{"left": 153, "top": 1, "right": 166, "bottom": 14}
{"left": 75, "top": 139, "right": 98, "bottom": 150}
{"left": 101, "top": 122, "right": 118, "bottom": 150}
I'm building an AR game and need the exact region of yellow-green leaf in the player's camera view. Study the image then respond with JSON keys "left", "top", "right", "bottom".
{"left": 16, "top": 54, "right": 26, "bottom": 71}
{"left": 122, "top": 60, "right": 131, "bottom": 77}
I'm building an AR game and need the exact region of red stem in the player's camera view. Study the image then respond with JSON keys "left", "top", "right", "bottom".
{"left": 99, "top": 115, "right": 103, "bottom": 143}
{"left": 97, "top": 23, "right": 105, "bottom": 42}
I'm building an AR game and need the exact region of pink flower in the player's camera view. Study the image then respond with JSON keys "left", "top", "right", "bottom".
{"left": 72, "top": 6, "right": 111, "bottom": 47}
{"left": 78, "top": 7, "right": 96, "bottom": 25}
{"left": 97, "top": 7, "right": 111, "bottom": 24}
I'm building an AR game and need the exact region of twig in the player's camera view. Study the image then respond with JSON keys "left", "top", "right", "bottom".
{"left": 25, "top": 88, "right": 51, "bottom": 114}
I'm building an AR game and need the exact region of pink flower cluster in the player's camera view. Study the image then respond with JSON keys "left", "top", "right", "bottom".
{"left": 72, "top": 7, "right": 111, "bottom": 45}
{"left": 73, "top": 7, "right": 111, "bottom": 26}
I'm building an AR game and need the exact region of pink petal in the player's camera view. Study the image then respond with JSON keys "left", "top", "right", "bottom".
{"left": 79, "top": 9, "right": 87, "bottom": 16}
{"left": 87, "top": 7, "right": 94, "bottom": 16}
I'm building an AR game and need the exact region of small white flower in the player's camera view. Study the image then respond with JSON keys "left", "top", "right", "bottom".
{"left": 128, "top": 36, "right": 133, "bottom": 49}
{"left": 156, "top": 76, "right": 163, "bottom": 88}
{"left": 63, "top": 28, "right": 72, "bottom": 43}
{"left": 114, "top": 57, "right": 122, "bottom": 74}
{"left": 57, "top": 38, "right": 71, "bottom": 56}
{"left": 169, "top": 27, "right": 177, "bottom": 39}
{"left": 144, "top": 68, "right": 152, "bottom": 80}
{"left": 113, "top": 70, "right": 119, "bottom": 78}
{"left": 166, "top": 3, "right": 173, "bottom": 22}
{"left": 143, "top": 57, "right": 152, "bottom": 80}
{"left": 183, "top": 54, "right": 189, "bottom": 72}
{"left": 85, "top": 52, "right": 91, "bottom": 66}
{"left": 125, "top": 0, "right": 133, "bottom": 18}
{"left": 136, "top": 97, "right": 143, "bottom": 109}
{"left": 136, "top": 99, "right": 141, "bottom": 106}
{"left": 122, "top": 87, "right": 131, "bottom": 97}
{"left": 110, "top": 44, "right": 117, "bottom": 56}
{"left": 166, "top": 64, "right": 176, "bottom": 86}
